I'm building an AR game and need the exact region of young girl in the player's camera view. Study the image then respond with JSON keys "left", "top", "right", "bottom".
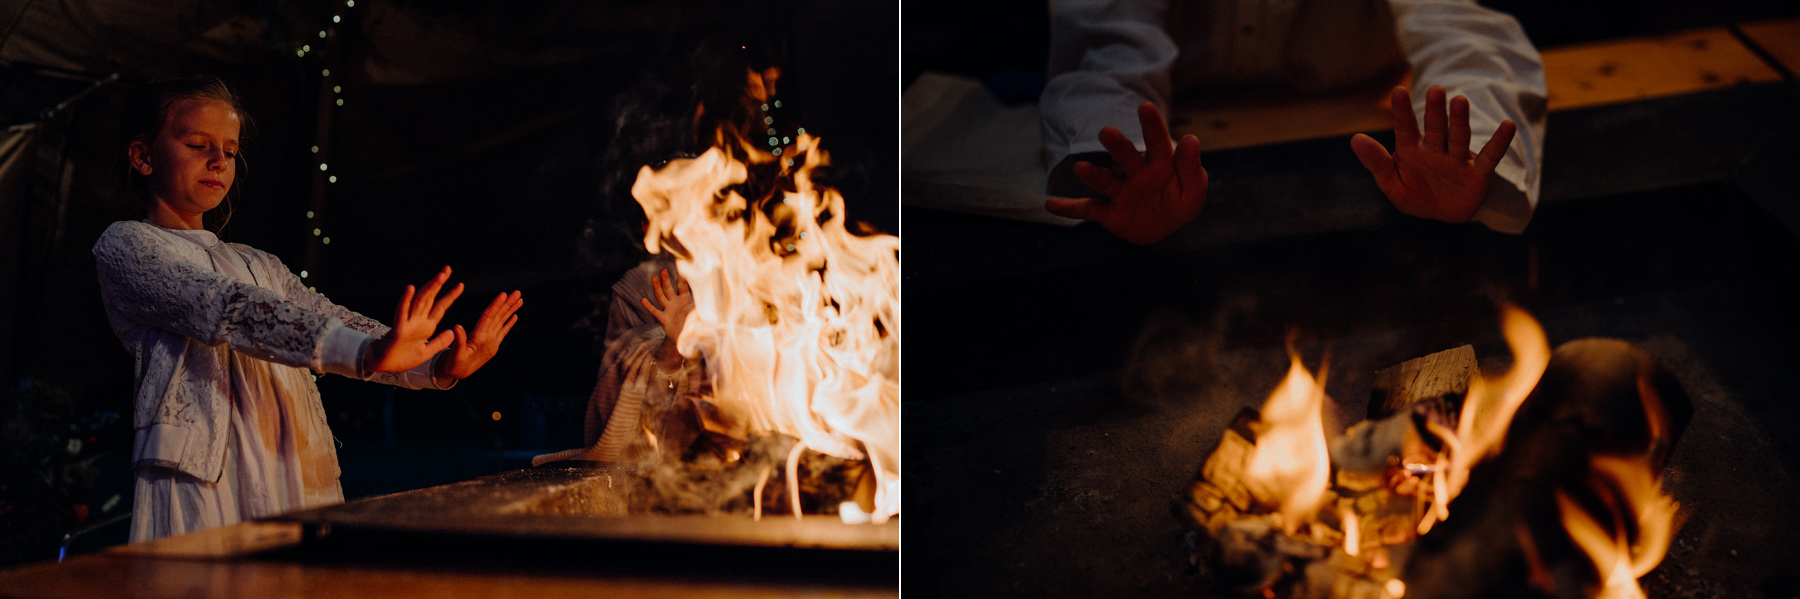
{"left": 91, "top": 76, "right": 524, "bottom": 542}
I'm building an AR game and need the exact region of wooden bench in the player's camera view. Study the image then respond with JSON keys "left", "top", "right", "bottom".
{"left": 1170, "top": 18, "right": 1799, "bottom": 153}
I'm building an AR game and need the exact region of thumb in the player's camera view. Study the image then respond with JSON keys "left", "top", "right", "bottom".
{"left": 1046, "top": 197, "right": 1109, "bottom": 222}
{"left": 1350, "top": 134, "right": 1400, "bottom": 191}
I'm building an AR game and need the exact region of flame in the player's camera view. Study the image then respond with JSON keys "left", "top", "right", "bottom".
{"left": 1556, "top": 456, "right": 1679, "bottom": 599}
{"left": 1385, "top": 579, "right": 1406, "bottom": 598}
{"left": 1419, "top": 304, "right": 1550, "bottom": 533}
{"left": 630, "top": 72, "right": 900, "bottom": 522}
{"left": 1341, "top": 505, "right": 1361, "bottom": 557}
{"left": 1242, "top": 347, "right": 1330, "bottom": 533}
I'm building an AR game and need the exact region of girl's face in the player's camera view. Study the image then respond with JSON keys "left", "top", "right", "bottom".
{"left": 131, "top": 98, "right": 240, "bottom": 221}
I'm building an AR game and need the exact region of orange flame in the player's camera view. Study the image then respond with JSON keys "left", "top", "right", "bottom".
{"left": 1556, "top": 456, "right": 1679, "bottom": 599}
{"left": 630, "top": 84, "right": 899, "bottom": 522}
{"left": 1242, "top": 348, "right": 1331, "bottom": 533}
{"left": 1419, "top": 304, "right": 1550, "bottom": 534}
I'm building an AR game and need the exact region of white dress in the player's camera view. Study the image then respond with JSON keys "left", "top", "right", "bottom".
{"left": 92, "top": 221, "right": 451, "bottom": 542}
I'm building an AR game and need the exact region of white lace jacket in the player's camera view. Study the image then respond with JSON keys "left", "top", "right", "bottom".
{"left": 93, "top": 220, "right": 448, "bottom": 483}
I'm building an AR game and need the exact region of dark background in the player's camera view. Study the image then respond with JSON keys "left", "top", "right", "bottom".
{"left": 0, "top": 0, "right": 896, "bottom": 567}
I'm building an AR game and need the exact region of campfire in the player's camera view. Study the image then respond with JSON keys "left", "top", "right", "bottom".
{"left": 1177, "top": 306, "right": 1689, "bottom": 598}
{"left": 621, "top": 68, "right": 899, "bottom": 524}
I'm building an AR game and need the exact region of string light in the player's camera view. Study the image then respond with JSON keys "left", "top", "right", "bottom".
{"left": 311, "top": 145, "right": 319, "bottom": 153}
{"left": 774, "top": 100, "right": 782, "bottom": 108}
{"left": 322, "top": 69, "right": 330, "bottom": 77}
{"left": 336, "top": 99, "right": 344, "bottom": 106}
{"left": 319, "top": 30, "right": 327, "bottom": 38}
{"left": 306, "top": 211, "right": 314, "bottom": 218}
{"left": 302, "top": 44, "right": 311, "bottom": 52}
{"left": 328, "top": 175, "right": 337, "bottom": 183}
{"left": 300, "top": 270, "right": 309, "bottom": 278}
{"left": 333, "top": 86, "right": 341, "bottom": 93}
{"left": 313, "top": 228, "right": 322, "bottom": 236}
{"left": 346, "top": 0, "right": 354, "bottom": 6}
{"left": 322, "top": 237, "right": 331, "bottom": 245}
{"left": 319, "top": 163, "right": 328, "bottom": 171}
{"left": 332, "top": 15, "right": 341, "bottom": 23}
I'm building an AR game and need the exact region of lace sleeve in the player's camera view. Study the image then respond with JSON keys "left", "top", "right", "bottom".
{"left": 246, "top": 245, "right": 449, "bottom": 390}
{"left": 93, "top": 222, "right": 335, "bottom": 369}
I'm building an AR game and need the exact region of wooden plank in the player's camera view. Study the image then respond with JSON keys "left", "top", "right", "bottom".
{"left": 1739, "top": 18, "right": 1800, "bottom": 77}
{"left": 1169, "top": 26, "right": 1782, "bottom": 153}
{"left": 1366, "top": 344, "right": 1477, "bottom": 420}
{"left": 1170, "top": 72, "right": 1409, "bottom": 154}
{"left": 1541, "top": 26, "right": 1782, "bottom": 111}
{"left": 0, "top": 553, "right": 895, "bottom": 599}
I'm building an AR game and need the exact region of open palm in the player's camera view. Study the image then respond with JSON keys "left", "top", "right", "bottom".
{"left": 1046, "top": 102, "right": 1207, "bottom": 246}
{"left": 1351, "top": 85, "right": 1516, "bottom": 224}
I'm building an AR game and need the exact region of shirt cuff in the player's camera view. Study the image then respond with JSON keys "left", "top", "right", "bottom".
{"left": 314, "top": 321, "right": 374, "bottom": 380}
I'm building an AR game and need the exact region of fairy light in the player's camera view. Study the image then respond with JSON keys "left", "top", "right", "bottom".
{"left": 300, "top": 270, "right": 309, "bottom": 279}
{"left": 332, "top": 15, "right": 341, "bottom": 23}
{"left": 328, "top": 175, "right": 337, "bottom": 183}
{"left": 310, "top": 145, "right": 318, "bottom": 153}
{"left": 319, "top": 163, "right": 328, "bottom": 171}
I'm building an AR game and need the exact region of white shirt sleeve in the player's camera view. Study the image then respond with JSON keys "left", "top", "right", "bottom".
{"left": 1040, "top": 0, "right": 1179, "bottom": 169}
{"left": 1390, "top": 0, "right": 1548, "bottom": 233}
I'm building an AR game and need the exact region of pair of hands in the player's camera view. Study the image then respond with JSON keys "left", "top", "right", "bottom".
{"left": 363, "top": 266, "right": 524, "bottom": 379}
{"left": 1046, "top": 85, "right": 1517, "bottom": 245}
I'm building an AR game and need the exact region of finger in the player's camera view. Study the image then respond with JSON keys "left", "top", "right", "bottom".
{"left": 1350, "top": 133, "right": 1400, "bottom": 193}
{"left": 1072, "top": 161, "right": 1123, "bottom": 197}
{"left": 641, "top": 296, "right": 663, "bottom": 317}
{"left": 413, "top": 267, "right": 452, "bottom": 320}
{"left": 1448, "top": 95, "right": 1473, "bottom": 161}
{"left": 655, "top": 270, "right": 673, "bottom": 306}
{"left": 1473, "top": 119, "right": 1517, "bottom": 174}
{"left": 1073, "top": 161, "right": 1123, "bottom": 196}
{"left": 675, "top": 278, "right": 689, "bottom": 297}
{"left": 1137, "top": 102, "right": 1174, "bottom": 163}
{"left": 425, "top": 329, "right": 456, "bottom": 354}
{"left": 453, "top": 324, "right": 468, "bottom": 352}
{"left": 1173, "top": 134, "right": 1207, "bottom": 207}
{"left": 1045, "top": 197, "right": 1110, "bottom": 222}
{"left": 1390, "top": 86, "right": 1421, "bottom": 148}
{"left": 428, "top": 282, "right": 464, "bottom": 322}
{"left": 1422, "top": 86, "right": 1447, "bottom": 152}
{"left": 496, "top": 313, "right": 519, "bottom": 341}
{"left": 395, "top": 284, "right": 417, "bottom": 325}
{"left": 1096, "top": 127, "right": 1143, "bottom": 176}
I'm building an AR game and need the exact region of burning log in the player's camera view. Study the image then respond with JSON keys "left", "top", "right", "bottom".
{"left": 1401, "top": 338, "right": 1691, "bottom": 599}
{"left": 1175, "top": 307, "right": 1690, "bottom": 599}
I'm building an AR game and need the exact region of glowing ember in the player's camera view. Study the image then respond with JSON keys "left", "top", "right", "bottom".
{"left": 1242, "top": 346, "right": 1331, "bottom": 533}
{"left": 629, "top": 72, "right": 899, "bottom": 523}
{"left": 1557, "top": 455, "right": 1679, "bottom": 599}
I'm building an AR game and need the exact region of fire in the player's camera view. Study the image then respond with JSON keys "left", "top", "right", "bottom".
{"left": 1241, "top": 346, "right": 1330, "bottom": 533}
{"left": 629, "top": 71, "right": 900, "bottom": 522}
{"left": 1419, "top": 304, "right": 1550, "bottom": 533}
{"left": 1557, "top": 456, "right": 1679, "bottom": 599}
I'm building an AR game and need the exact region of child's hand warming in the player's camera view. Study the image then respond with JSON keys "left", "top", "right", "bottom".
{"left": 439, "top": 289, "right": 524, "bottom": 379}
{"left": 1045, "top": 102, "right": 1208, "bottom": 246}
{"left": 364, "top": 266, "right": 462, "bottom": 374}
{"left": 642, "top": 269, "right": 694, "bottom": 370}
{"left": 1351, "top": 85, "right": 1517, "bottom": 224}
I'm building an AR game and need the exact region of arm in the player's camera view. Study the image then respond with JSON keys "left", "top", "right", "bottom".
{"left": 1383, "top": 0, "right": 1547, "bottom": 232}
{"left": 94, "top": 223, "right": 355, "bottom": 373}
{"left": 1040, "top": 0, "right": 1178, "bottom": 174}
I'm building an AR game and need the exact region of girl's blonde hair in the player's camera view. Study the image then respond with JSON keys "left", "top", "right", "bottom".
{"left": 122, "top": 75, "right": 255, "bottom": 231}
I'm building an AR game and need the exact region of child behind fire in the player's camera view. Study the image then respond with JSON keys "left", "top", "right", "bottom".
{"left": 92, "top": 75, "right": 524, "bottom": 542}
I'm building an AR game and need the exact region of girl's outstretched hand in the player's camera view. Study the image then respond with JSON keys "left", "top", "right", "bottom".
{"left": 439, "top": 289, "right": 524, "bottom": 379}
{"left": 1045, "top": 102, "right": 1208, "bottom": 246}
{"left": 365, "top": 266, "right": 463, "bottom": 373}
{"left": 1350, "top": 85, "right": 1516, "bottom": 224}
{"left": 642, "top": 269, "right": 694, "bottom": 347}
